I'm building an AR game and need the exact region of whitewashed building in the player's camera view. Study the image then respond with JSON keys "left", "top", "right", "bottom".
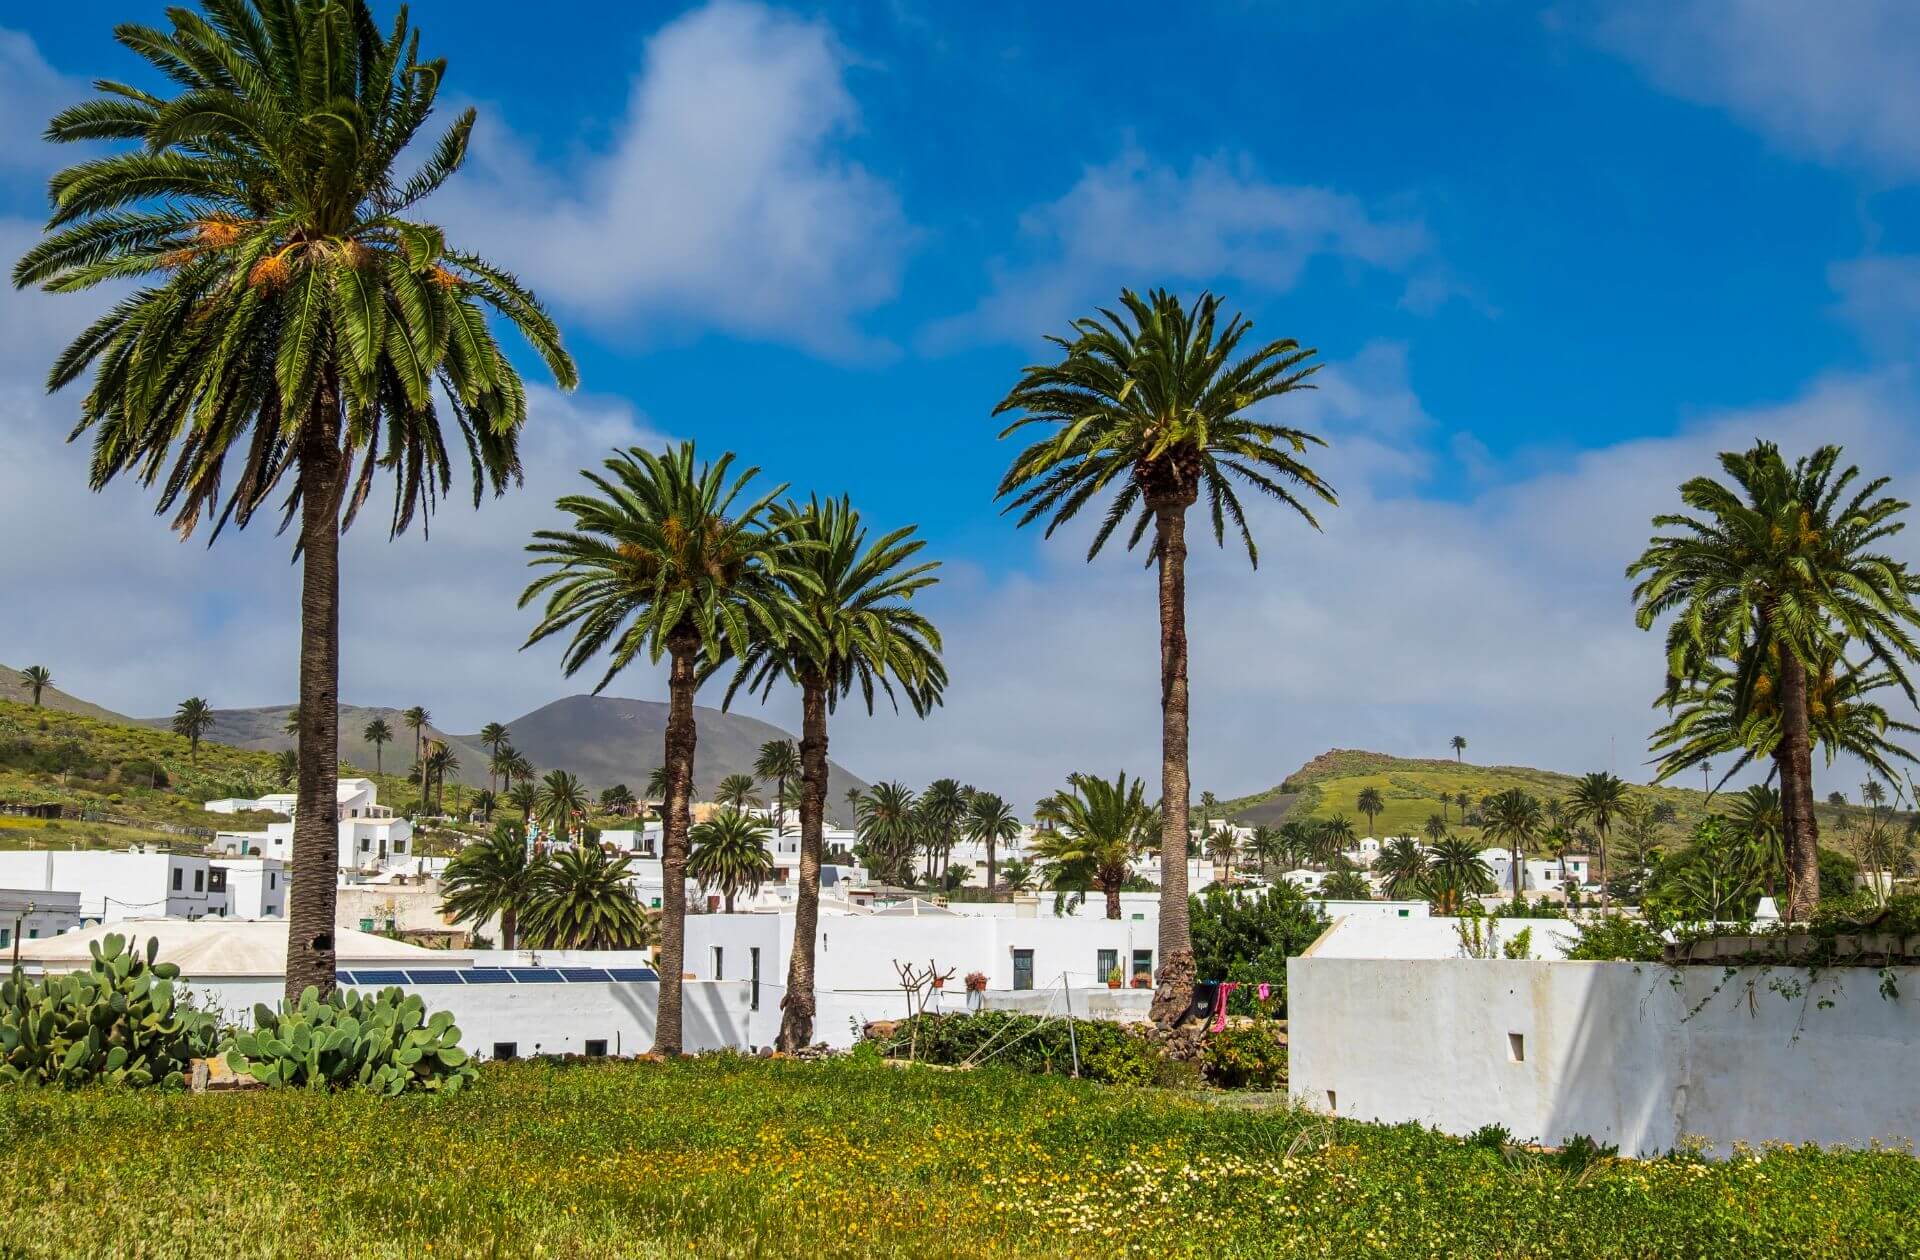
{"left": 0, "top": 848, "right": 234, "bottom": 921}
{"left": 0, "top": 888, "right": 83, "bottom": 950}
{"left": 212, "top": 778, "right": 415, "bottom": 873}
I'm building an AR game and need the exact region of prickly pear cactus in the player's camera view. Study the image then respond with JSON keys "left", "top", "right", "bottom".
{"left": 0, "top": 933, "right": 219, "bottom": 1088}
{"left": 225, "top": 986, "right": 477, "bottom": 1095}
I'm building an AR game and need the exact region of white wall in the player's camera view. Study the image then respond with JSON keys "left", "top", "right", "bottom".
{"left": 212, "top": 859, "right": 286, "bottom": 919}
{"left": 0, "top": 888, "right": 82, "bottom": 948}
{"left": 0, "top": 851, "right": 226, "bottom": 920}
{"left": 1288, "top": 953, "right": 1920, "bottom": 1156}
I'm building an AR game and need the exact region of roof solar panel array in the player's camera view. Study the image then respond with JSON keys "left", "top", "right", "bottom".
{"left": 333, "top": 965, "right": 662, "bottom": 987}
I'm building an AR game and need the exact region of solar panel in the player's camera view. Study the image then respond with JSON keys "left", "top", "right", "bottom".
{"left": 461, "top": 968, "right": 515, "bottom": 984}
{"left": 334, "top": 970, "right": 357, "bottom": 985}
{"left": 351, "top": 969, "right": 410, "bottom": 986}
{"left": 405, "top": 969, "right": 464, "bottom": 984}
{"left": 507, "top": 967, "right": 563, "bottom": 983}
{"left": 607, "top": 967, "right": 660, "bottom": 982}
{"left": 559, "top": 967, "right": 613, "bottom": 983}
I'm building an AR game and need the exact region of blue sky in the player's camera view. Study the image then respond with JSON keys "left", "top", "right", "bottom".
{"left": 6, "top": 2, "right": 1920, "bottom": 806}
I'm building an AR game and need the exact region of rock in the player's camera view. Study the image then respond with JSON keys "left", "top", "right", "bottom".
{"left": 188, "top": 1057, "right": 261, "bottom": 1093}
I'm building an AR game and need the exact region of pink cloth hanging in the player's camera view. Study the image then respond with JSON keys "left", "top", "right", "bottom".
{"left": 1211, "top": 982, "right": 1241, "bottom": 1032}
{"left": 1256, "top": 983, "right": 1272, "bottom": 1001}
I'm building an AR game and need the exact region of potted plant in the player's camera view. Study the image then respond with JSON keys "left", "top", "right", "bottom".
{"left": 1131, "top": 971, "right": 1153, "bottom": 989}
{"left": 1106, "top": 967, "right": 1124, "bottom": 989}
{"left": 964, "top": 971, "right": 988, "bottom": 993}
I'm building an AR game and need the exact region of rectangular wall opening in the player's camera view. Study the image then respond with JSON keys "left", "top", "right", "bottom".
{"left": 584, "top": 1039, "right": 608, "bottom": 1057}
{"left": 1508, "top": 1032, "right": 1525, "bottom": 1062}
{"left": 492, "top": 1042, "right": 518, "bottom": 1061}
{"left": 1326, "top": 1089, "right": 1337, "bottom": 1111}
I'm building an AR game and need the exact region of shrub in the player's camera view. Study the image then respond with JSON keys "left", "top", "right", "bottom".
{"left": 116, "top": 757, "right": 170, "bottom": 789}
{"left": 1501, "top": 927, "right": 1534, "bottom": 959}
{"left": 0, "top": 933, "right": 218, "bottom": 1088}
{"left": 225, "top": 987, "right": 478, "bottom": 1094}
{"left": 1200, "top": 1021, "right": 1288, "bottom": 1089}
{"left": 878, "top": 1011, "right": 1165, "bottom": 1086}
{"left": 1189, "top": 882, "right": 1326, "bottom": 1015}
{"left": 1560, "top": 914, "right": 1664, "bottom": 962}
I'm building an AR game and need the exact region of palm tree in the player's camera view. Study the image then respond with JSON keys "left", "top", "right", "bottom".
{"left": 1355, "top": 786, "right": 1385, "bottom": 838}
{"left": 1426, "top": 837, "right": 1495, "bottom": 913}
{"left": 362, "top": 718, "right": 393, "bottom": 777}
{"left": 521, "top": 442, "right": 799, "bottom": 1056}
{"left": 441, "top": 823, "right": 536, "bottom": 949}
{"left": 534, "top": 769, "right": 588, "bottom": 842}
{"left": 505, "top": 782, "right": 537, "bottom": 820}
{"left": 403, "top": 708, "right": 432, "bottom": 790}
{"left": 1376, "top": 836, "right": 1430, "bottom": 900}
{"left": 600, "top": 784, "right": 636, "bottom": 816}
{"left": 1204, "top": 826, "right": 1239, "bottom": 885}
{"left": 719, "top": 495, "right": 944, "bottom": 1050}
{"left": 856, "top": 782, "right": 921, "bottom": 885}
{"left": 283, "top": 707, "right": 302, "bottom": 738}
{"left": 967, "top": 791, "right": 1021, "bottom": 896}
{"left": 994, "top": 289, "right": 1333, "bottom": 1024}
{"left": 1320, "top": 868, "right": 1372, "bottom": 901}
{"left": 1566, "top": 772, "right": 1630, "bottom": 908}
{"left": 844, "top": 787, "right": 865, "bottom": 829}
{"left": 1424, "top": 813, "right": 1449, "bottom": 841}
{"left": 645, "top": 765, "right": 673, "bottom": 808}
{"left": 1276, "top": 819, "right": 1318, "bottom": 871}
{"left": 489, "top": 744, "right": 520, "bottom": 798}
{"left": 1450, "top": 735, "right": 1467, "bottom": 762}
{"left": 1030, "top": 771, "right": 1159, "bottom": 919}
{"left": 171, "top": 697, "right": 213, "bottom": 764}
{"left": 478, "top": 722, "right": 510, "bottom": 792}
{"left": 688, "top": 808, "right": 775, "bottom": 912}
{"left": 425, "top": 744, "right": 459, "bottom": 814}
{"left": 18, "top": 666, "right": 52, "bottom": 708}
{"left": 473, "top": 788, "right": 496, "bottom": 822}
{"left": 715, "top": 773, "right": 761, "bottom": 810}
{"left": 1630, "top": 441, "right": 1920, "bottom": 919}
{"left": 754, "top": 739, "right": 802, "bottom": 836}
{"left": 521, "top": 845, "right": 651, "bottom": 950}
{"left": 918, "top": 778, "right": 968, "bottom": 883}
{"left": 1316, "top": 815, "right": 1356, "bottom": 865}
{"left": 1728, "top": 783, "right": 1787, "bottom": 903}
{"left": 999, "top": 858, "right": 1036, "bottom": 892}
{"left": 1480, "top": 788, "right": 1544, "bottom": 901}
{"left": 1246, "top": 825, "right": 1288, "bottom": 877}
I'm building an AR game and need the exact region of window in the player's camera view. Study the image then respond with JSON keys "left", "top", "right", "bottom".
{"left": 491, "top": 1042, "right": 518, "bottom": 1061}
{"left": 750, "top": 947, "right": 761, "bottom": 1011}
{"left": 193, "top": 870, "right": 204, "bottom": 893}
{"left": 1508, "top": 1033, "right": 1525, "bottom": 1063}
{"left": 584, "top": 1039, "right": 609, "bottom": 1057}
{"left": 27, "top": 928, "right": 39, "bottom": 940}
{"left": 711, "top": 946, "right": 724, "bottom": 981}
{"left": 1096, "top": 948, "right": 1118, "bottom": 983}
{"left": 269, "top": 873, "right": 277, "bottom": 890}
{"left": 1012, "top": 949, "right": 1034, "bottom": 991}
{"left": 0, "top": 927, "right": 8, "bottom": 948}
{"left": 1397, "top": 908, "right": 1410, "bottom": 918}
{"left": 1132, "top": 949, "right": 1154, "bottom": 981}
{"left": 171, "top": 868, "right": 183, "bottom": 891}
{"left": 392, "top": 840, "right": 407, "bottom": 853}
{"left": 360, "top": 838, "right": 371, "bottom": 851}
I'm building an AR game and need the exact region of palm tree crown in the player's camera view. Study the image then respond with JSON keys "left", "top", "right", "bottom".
{"left": 715, "top": 773, "right": 761, "bottom": 809}
{"left": 362, "top": 717, "right": 392, "bottom": 775}
{"left": 172, "top": 696, "right": 213, "bottom": 763}
{"left": 688, "top": 808, "right": 775, "bottom": 913}
{"left": 1031, "top": 771, "right": 1159, "bottom": 919}
{"left": 1480, "top": 788, "right": 1543, "bottom": 900}
{"left": 533, "top": 769, "right": 587, "bottom": 840}
{"left": 521, "top": 845, "right": 650, "bottom": 950}
{"left": 440, "top": 822, "right": 534, "bottom": 949}
{"left": 19, "top": 666, "right": 52, "bottom": 707}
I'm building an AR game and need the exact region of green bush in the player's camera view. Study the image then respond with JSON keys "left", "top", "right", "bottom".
{"left": 115, "top": 758, "right": 170, "bottom": 789}
{"left": 880, "top": 1011, "right": 1164, "bottom": 1086}
{"left": 1189, "top": 882, "right": 1326, "bottom": 1015}
{"left": 1200, "top": 1020, "right": 1288, "bottom": 1089}
{"left": 225, "top": 986, "right": 477, "bottom": 1094}
{"left": 0, "top": 933, "right": 218, "bottom": 1088}
{"left": 1560, "top": 914, "right": 1665, "bottom": 962}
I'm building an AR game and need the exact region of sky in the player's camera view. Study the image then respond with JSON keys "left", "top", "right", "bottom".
{"left": 5, "top": 1, "right": 1920, "bottom": 809}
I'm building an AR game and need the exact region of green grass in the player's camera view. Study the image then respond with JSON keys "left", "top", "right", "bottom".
{"left": 1, "top": 1057, "right": 1913, "bottom": 1258}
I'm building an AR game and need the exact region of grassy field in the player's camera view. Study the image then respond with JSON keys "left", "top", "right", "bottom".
{"left": 1, "top": 1057, "right": 1913, "bottom": 1258}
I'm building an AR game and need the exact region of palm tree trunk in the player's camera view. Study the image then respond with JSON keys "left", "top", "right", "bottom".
{"left": 1512, "top": 841, "right": 1522, "bottom": 901}
{"left": 1149, "top": 499, "right": 1196, "bottom": 1027}
{"left": 777, "top": 670, "right": 829, "bottom": 1052}
{"left": 284, "top": 389, "right": 345, "bottom": 1004}
{"left": 655, "top": 627, "right": 700, "bottom": 1056}
{"left": 501, "top": 903, "right": 517, "bottom": 951}
{"left": 1778, "top": 649, "right": 1822, "bottom": 920}
{"left": 987, "top": 837, "right": 998, "bottom": 900}
{"left": 1105, "top": 878, "right": 1122, "bottom": 921}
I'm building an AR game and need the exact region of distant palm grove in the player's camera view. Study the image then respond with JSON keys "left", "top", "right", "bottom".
{"left": 17, "top": 0, "right": 1920, "bottom": 1057}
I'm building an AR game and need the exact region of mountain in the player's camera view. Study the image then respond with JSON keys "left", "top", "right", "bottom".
{"left": 0, "top": 663, "right": 133, "bottom": 724}
{"left": 133, "top": 694, "right": 869, "bottom": 804}
{"left": 452, "top": 695, "right": 870, "bottom": 805}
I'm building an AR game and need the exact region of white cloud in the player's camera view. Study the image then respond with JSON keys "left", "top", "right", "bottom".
{"left": 0, "top": 28, "right": 80, "bottom": 175}
{"left": 1830, "top": 255, "right": 1920, "bottom": 357}
{"left": 435, "top": 0, "right": 909, "bottom": 359}
{"left": 921, "top": 147, "right": 1439, "bottom": 350}
{"left": 1591, "top": 0, "right": 1920, "bottom": 180}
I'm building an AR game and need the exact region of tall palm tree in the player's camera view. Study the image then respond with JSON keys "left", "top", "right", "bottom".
{"left": 1728, "top": 783, "right": 1787, "bottom": 904}
{"left": 172, "top": 697, "right": 213, "bottom": 764}
{"left": 1566, "top": 772, "right": 1630, "bottom": 908}
{"left": 1480, "top": 788, "right": 1544, "bottom": 901}
{"left": 1450, "top": 735, "right": 1467, "bottom": 762}
{"left": 18, "top": 666, "right": 52, "bottom": 708}
{"left": 422, "top": 743, "right": 457, "bottom": 813}
{"left": 844, "top": 787, "right": 865, "bottom": 829}
{"left": 715, "top": 773, "right": 761, "bottom": 810}
{"left": 1276, "top": 819, "right": 1319, "bottom": 871}
{"left": 918, "top": 778, "right": 968, "bottom": 883}
{"left": 478, "top": 722, "right": 510, "bottom": 791}
{"left": 1630, "top": 441, "right": 1920, "bottom": 919}
{"left": 1424, "top": 813, "right": 1449, "bottom": 841}
{"left": 856, "top": 782, "right": 921, "bottom": 885}
{"left": 1316, "top": 815, "right": 1356, "bottom": 864}
{"left": 1426, "top": 837, "right": 1494, "bottom": 913}
{"left": 521, "top": 845, "right": 650, "bottom": 950}
{"left": 534, "top": 769, "right": 588, "bottom": 842}
{"left": 600, "top": 784, "right": 636, "bottom": 816}
{"left": 488, "top": 744, "right": 519, "bottom": 797}
{"left": 441, "top": 823, "right": 535, "bottom": 949}
{"left": 1246, "top": 825, "right": 1288, "bottom": 877}
{"left": 719, "top": 495, "right": 943, "bottom": 1051}
{"left": 754, "top": 739, "right": 802, "bottom": 836}
{"left": 688, "top": 808, "right": 775, "bottom": 912}
{"left": 1355, "top": 786, "right": 1385, "bottom": 838}
{"left": 505, "top": 782, "right": 537, "bottom": 820}
{"left": 362, "top": 717, "right": 393, "bottom": 777}
{"left": 967, "top": 791, "right": 1021, "bottom": 895}
{"left": 403, "top": 707, "right": 432, "bottom": 790}
{"left": 1030, "top": 771, "right": 1159, "bottom": 919}
{"left": 1376, "top": 836, "right": 1430, "bottom": 900}
{"left": 522, "top": 442, "right": 799, "bottom": 1056}
{"left": 994, "top": 289, "right": 1333, "bottom": 1024}
{"left": 1204, "top": 826, "right": 1238, "bottom": 886}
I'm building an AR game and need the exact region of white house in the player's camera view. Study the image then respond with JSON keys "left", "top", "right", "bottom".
{"left": 210, "top": 857, "right": 288, "bottom": 918}
{"left": 0, "top": 848, "right": 231, "bottom": 921}
{"left": 212, "top": 778, "right": 414, "bottom": 873}
{"left": 0, "top": 887, "right": 83, "bottom": 951}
